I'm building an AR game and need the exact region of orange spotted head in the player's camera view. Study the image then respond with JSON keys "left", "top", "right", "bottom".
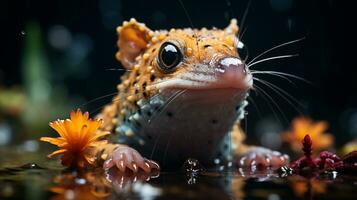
{"left": 115, "top": 18, "right": 252, "bottom": 99}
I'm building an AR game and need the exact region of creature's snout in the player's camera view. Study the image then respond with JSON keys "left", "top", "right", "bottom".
{"left": 217, "top": 57, "right": 246, "bottom": 75}
{"left": 213, "top": 57, "right": 252, "bottom": 90}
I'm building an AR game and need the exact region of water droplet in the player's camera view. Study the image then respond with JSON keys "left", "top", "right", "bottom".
{"left": 219, "top": 165, "right": 225, "bottom": 171}
{"left": 214, "top": 158, "right": 220, "bottom": 165}
{"left": 183, "top": 158, "right": 203, "bottom": 174}
{"left": 186, "top": 175, "right": 197, "bottom": 185}
{"left": 75, "top": 178, "right": 86, "bottom": 185}
{"left": 21, "top": 30, "right": 26, "bottom": 35}
{"left": 20, "top": 163, "right": 43, "bottom": 170}
{"left": 277, "top": 166, "right": 293, "bottom": 177}
{"left": 324, "top": 170, "right": 338, "bottom": 179}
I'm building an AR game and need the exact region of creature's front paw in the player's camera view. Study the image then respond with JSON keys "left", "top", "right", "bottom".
{"left": 103, "top": 146, "right": 160, "bottom": 173}
{"left": 238, "top": 147, "right": 289, "bottom": 169}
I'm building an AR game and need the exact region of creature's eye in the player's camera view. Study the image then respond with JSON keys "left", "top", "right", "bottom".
{"left": 157, "top": 42, "right": 183, "bottom": 73}
{"left": 237, "top": 41, "right": 248, "bottom": 61}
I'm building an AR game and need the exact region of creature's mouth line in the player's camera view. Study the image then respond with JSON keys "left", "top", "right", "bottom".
{"left": 159, "top": 77, "right": 253, "bottom": 92}
{"left": 160, "top": 87, "right": 250, "bottom": 103}
{"left": 163, "top": 86, "right": 250, "bottom": 92}
{"left": 155, "top": 74, "right": 253, "bottom": 92}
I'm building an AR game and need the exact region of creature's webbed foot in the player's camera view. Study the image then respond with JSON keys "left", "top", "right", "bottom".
{"left": 238, "top": 147, "right": 289, "bottom": 169}
{"left": 103, "top": 146, "right": 160, "bottom": 173}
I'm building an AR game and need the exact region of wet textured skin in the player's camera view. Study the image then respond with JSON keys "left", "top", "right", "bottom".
{"left": 96, "top": 18, "right": 289, "bottom": 173}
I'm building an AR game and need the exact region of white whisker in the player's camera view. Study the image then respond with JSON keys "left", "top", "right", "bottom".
{"left": 248, "top": 37, "right": 305, "bottom": 65}
{"left": 251, "top": 70, "right": 312, "bottom": 85}
{"left": 105, "top": 68, "right": 132, "bottom": 72}
{"left": 253, "top": 84, "right": 288, "bottom": 125}
{"left": 252, "top": 86, "right": 282, "bottom": 125}
{"left": 254, "top": 77, "right": 305, "bottom": 115}
{"left": 248, "top": 54, "right": 299, "bottom": 68}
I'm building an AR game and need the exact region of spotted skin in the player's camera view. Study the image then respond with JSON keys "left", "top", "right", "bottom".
{"left": 97, "top": 18, "right": 289, "bottom": 173}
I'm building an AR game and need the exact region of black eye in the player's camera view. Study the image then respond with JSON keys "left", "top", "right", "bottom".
{"left": 157, "top": 42, "right": 183, "bottom": 73}
{"left": 237, "top": 41, "right": 248, "bottom": 61}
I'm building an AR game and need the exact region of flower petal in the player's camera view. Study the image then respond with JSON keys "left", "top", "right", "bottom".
{"left": 47, "top": 149, "right": 67, "bottom": 158}
{"left": 88, "top": 131, "right": 110, "bottom": 143}
{"left": 40, "top": 137, "right": 67, "bottom": 147}
{"left": 49, "top": 121, "right": 68, "bottom": 138}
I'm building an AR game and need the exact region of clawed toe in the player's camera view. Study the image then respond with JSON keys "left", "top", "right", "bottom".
{"left": 103, "top": 146, "right": 160, "bottom": 174}
{"left": 238, "top": 147, "right": 289, "bottom": 170}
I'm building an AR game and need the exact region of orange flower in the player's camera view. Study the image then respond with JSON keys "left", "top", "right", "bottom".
{"left": 50, "top": 171, "right": 111, "bottom": 200}
{"left": 282, "top": 116, "right": 334, "bottom": 153}
{"left": 40, "top": 109, "right": 110, "bottom": 168}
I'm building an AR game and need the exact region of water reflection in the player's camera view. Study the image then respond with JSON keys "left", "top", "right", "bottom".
{"left": 1, "top": 162, "right": 356, "bottom": 200}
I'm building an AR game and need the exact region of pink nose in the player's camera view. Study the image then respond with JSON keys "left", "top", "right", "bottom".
{"left": 217, "top": 57, "right": 246, "bottom": 75}
{"left": 214, "top": 57, "right": 252, "bottom": 89}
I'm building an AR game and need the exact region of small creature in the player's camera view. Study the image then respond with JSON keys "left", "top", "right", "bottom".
{"left": 97, "top": 18, "right": 289, "bottom": 172}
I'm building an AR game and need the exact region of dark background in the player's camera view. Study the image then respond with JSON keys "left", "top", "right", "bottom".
{"left": 1, "top": 0, "right": 356, "bottom": 145}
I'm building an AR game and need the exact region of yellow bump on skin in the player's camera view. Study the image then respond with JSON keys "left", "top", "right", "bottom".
{"left": 129, "top": 18, "right": 136, "bottom": 23}
{"left": 151, "top": 60, "right": 156, "bottom": 66}
{"left": 135, "top": 56, "right": 141, "bottom": 61}
{"left": 101, "top": 153, "right": 108, "bottom": 160}
{"left": 139, "top": 25, "right": 146, "bottom": 32}
{"left": 224, "top": 36, "right": 231, "bottom": 43}
{"left": 115, "top": 52, "right": 121, "bottom": 60}
{"left": 151, "top": 36, "right": 158, "bottom": 43}
{"left": 148, "top": 31, "right": 154, "bottom": 37}
{"left": 123, "top": 21, "right": 129, "bottom": 26}
{"left": 123, "top": 80, "right": 130, "bottom": 86}
{"left": 150, "top": 69, "right": 155, "bottom": 74}
{"left": 112, "top": 118, "right": 118, "bottom": 124}
{"left": 125, "top": 129, "right": 134, "bottom": 137}
{"left": 120, "top": 109, "right": 126, "bottom": 115}
{"left": 146, "top": 66, "right": 153, "bottom": 73}
{"left": 133, "top": 64, "right": 140, "bottom": 71}
{"left": 143, "top": 53, "right": 150, "bottom": 60}
{"left": 187, "top": 47, "right": 193, "bottom": 56}
{"left": 146, "top": 85, "right": 152, "bottom": 91}
{"left": 118, "top": 84, "right": 124, "bottom": 91}
{"left": 116, "top": 26, "right": 122, "bottom": 33}
{"left": 158, "top": 33, "right": 166, "bottom": 41}
{"left": 169, "top": 28, "right": 176, "bottom": 33}
{"left": 134, "top": 83, "right": 140, "bottom": 89}
{"left": 126, "top": 95, "right": 135, "bottom": 102}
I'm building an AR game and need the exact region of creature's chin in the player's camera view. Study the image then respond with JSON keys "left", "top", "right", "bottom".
{"left": 160, "top": 87, "right": 249, "bottom": 105}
